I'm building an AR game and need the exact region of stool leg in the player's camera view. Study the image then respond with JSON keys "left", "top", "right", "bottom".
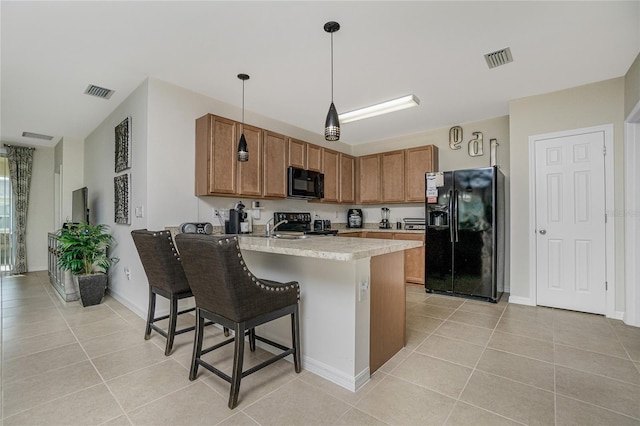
{"left": 229, "top": 322, "right": 245, "bottom": 409}
{"left": 165, "top": 295, "right": 178, "bottom": 355}
{"left": 249, "top": 328, "right": 256, "bottom": 352}
{"left": 144, "top": 288, "right": 156, "bottom": 340}
{"left": 291, "top": 306, "right": 301, "bottom": 373}
{"left": 189, "top": 308, "right": 204, "bottom": 381}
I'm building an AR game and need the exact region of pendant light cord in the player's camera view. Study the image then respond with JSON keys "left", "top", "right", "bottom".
{"left": 330, "top": 32, "right": 334, "bottom": 103}
{"left": 242, "top": 79, "right": 245, "bottom": 124}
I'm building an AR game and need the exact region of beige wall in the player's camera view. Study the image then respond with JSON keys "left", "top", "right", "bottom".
{"left": 508, "top": 77, "right": 626, "bottom": 311}
{"left": 625, "top": 52, "right": 640, "bottom": 119}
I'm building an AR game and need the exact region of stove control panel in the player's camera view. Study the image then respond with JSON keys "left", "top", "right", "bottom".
{"left": 274, "top": 212, "right": 312, "bottom": 224}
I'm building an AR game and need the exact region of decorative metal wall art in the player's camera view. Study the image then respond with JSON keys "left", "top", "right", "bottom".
{"left": 449, "top": 126, "right": 463, "bottom": 150}
{"left": 490, "top": 139, "right": 499, "bottom": 166}
{"left": 468, "top": 132, "right": 484, "bottom": 157}
{"left": 115, "top": 117, "right": 131, "bottom": 172}
{"left": 114, "top": 173, "right": 130, "bottom": 225}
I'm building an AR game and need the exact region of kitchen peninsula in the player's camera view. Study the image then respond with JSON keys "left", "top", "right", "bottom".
{"left": 237, "top": 234, "right": 422, "bottom": 392}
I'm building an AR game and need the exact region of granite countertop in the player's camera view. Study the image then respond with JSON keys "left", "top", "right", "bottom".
{"left": 337, "top": 228, "right": 424, "bottom": 235}
{"left": 238, "top": 234, "right": 422, "bottom": 261}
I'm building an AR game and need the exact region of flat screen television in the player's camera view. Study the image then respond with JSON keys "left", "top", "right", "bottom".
{"left": 71, "top": 187, "right": 89, "bottom": 224}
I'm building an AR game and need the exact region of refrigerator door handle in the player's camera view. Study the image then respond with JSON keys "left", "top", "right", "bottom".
{"left": 448, "top": 190, "right": 454, "bottom": 243}
{"left": 453, "top": 190, "right": 459, "bottom": 242}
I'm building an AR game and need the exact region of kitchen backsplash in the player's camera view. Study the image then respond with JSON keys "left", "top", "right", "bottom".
{"left": 195, "top": 196, "right": 426, "bottom": 227}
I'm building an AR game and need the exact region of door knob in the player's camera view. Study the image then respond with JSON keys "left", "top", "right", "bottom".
{"left": 539, "top": 229, "right": 547, "bottom": 235}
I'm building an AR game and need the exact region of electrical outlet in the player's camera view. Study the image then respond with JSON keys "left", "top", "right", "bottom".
{"left": 124, "top": 266, "right": 131, "bottom": 280}
{"left": 358, "top": 279, "right": 369, "bottom": 302}
{"left": 212, "top": 208, "right": 219, "bottom": 218}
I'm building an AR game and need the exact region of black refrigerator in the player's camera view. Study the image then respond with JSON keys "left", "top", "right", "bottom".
{"left": 425, "top": 166, "right": 505, "bottom": 302}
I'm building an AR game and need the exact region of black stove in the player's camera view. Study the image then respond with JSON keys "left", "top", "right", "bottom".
{"left": 273, "top": 212, "right": 337, "bottom": 236}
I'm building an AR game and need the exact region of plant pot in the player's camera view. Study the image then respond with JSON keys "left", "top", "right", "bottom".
{"left": 73, "top": 273, "right": 108, "bottom": 306}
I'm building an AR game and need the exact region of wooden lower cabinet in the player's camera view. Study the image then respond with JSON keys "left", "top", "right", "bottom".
{"left": 357, "top": 231, "right": 425, "bottom": 285}
{"left": 339, "top": 231, "right": 364, "bottom": 238}
{"left": 393, "top": 233, "right": 426, "bottom": 285}
{"left": 364, "top": 232, "right": 394, "bottom": 240}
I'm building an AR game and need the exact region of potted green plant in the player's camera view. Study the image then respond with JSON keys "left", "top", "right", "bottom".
{"left": 56, "top": 222, "right": 117, "bottom": 306}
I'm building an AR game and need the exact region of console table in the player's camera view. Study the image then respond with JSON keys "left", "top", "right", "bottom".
{"left": 47, "top": 232, "right": 77, "bottom": 302}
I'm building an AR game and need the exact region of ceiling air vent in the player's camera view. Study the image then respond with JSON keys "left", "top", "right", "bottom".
{"left": 22, "top": 131, "right": 53, "bottom": 140}
{"left": 84, "top": 84, "right": 114, "bottom": 99}
{"left": 484, "top": 47, "right": 513, "bottom": 69}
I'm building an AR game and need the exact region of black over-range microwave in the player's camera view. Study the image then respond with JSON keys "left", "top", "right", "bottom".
{"left": 287, "top": 167, "right": 324, "bottom": 199}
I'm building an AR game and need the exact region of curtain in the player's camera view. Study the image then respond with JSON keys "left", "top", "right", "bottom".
{"left": 6, "top": 146, "right": 34, "bottom": 274}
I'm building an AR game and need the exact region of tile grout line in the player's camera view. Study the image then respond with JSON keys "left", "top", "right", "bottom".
{"left": 44, "top": 286, "right": 136, "bottom": 425}
{"left": 441, "top": 297, "right": 509, "bottom": 425}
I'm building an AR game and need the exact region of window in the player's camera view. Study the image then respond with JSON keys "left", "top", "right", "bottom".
{"left": 0, "top": 154, "right": 14, "bottom": 272}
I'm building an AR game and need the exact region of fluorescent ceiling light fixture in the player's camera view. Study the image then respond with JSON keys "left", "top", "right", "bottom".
{"left": 339, "top": 94, "right": 420, "bottom": 124}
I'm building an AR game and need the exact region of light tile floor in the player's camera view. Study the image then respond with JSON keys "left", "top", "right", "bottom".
{"left": 2, "top": 271, "right": 640, "bottom": 425}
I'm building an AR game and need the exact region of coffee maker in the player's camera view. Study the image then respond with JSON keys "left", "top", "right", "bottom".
{"left": 379, "top": 207, "right": 391, "bottom": 229}
{"left": 226, "top": 201, "right": 249, "bottom": 234}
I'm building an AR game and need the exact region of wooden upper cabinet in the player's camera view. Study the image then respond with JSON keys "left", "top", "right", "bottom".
{"left": 288, "top": 138, "right": 306, "bottom": 169}
{"left": 405, "top": 145, "right": 439, "bottom": 202}
{"left": 307, "top": 144, "right": 323, "bottom": 172}
{"left": 358, "top": 154, "right": 381, "bottom": 203}
{"left": 237, "top": 124, "right": 263, "bottom": 197}
{"left": 195, "top": 114, "right": 237, "bottom": 195}
{"left": 381, "top": 150, "right": 405, "bottom": 202}
{"left": 339, "top": 153, "right": 355, "bottom": 203}
{"left": 263, "top": 130, "right": 288, "bottom": 198}
{"left": 322, "top": 148, "right": 340, "bottom": 203}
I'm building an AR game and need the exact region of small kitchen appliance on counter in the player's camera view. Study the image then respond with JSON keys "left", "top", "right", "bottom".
{"left": 379, "top": 207, "right": 392, "bottom": 229}
{"left": 274, "top": 212, "right": 338, "bottom": 236}
{"left": 226, "top": 201, "right": 250, "bottom": 234}
{"left": 347, "top": 209, "right": 363, "bottom": 228}
{"left": 403, "top": 218, "right": 426, "bottom": 230}
{"left": 314, "top": 219, "right": 332, "bottom": 232}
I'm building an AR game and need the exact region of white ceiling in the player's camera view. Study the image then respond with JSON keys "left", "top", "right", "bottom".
{"left": 1, "top": 1, "right": 639, "bottom": 148}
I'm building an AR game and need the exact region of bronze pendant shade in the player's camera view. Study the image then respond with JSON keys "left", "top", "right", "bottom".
{"left": 237, "top": 73, "right": 250, "bottom": 162}
{"left": 324, "top": 21, "right": 340, "bottom": 142}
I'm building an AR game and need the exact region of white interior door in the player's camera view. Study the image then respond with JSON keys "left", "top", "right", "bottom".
{"left": 534, "top": 130, "right": 606, "bottom": 314}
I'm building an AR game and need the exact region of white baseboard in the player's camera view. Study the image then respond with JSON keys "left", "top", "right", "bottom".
{"left": 609, "top": 311, "right": 625, "bottom": 321}
{"left": 255, "top": 339, "right": 368, "bottom": 392}
{"left": 302, "top": 355, "right": 369, "bottom": 392}
{"left": 107, "top": 288, "right": 146, "bottom": 319}
{"left": 508, "top": 295, "right": 535, "bottom": 306}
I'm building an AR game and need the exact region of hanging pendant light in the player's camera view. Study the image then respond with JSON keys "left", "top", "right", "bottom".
{"left": 237, "top": 73, "right": 250, "bottom": 162}
{"left": 324, "top": 21, "right": 340, "bottom": 141}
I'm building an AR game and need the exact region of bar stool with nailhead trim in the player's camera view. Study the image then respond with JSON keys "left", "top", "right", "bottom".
{"left": 175, "top": 233, "right": 301, "bottom": 409}
{"left": 131, "top": 229, "right": 222, "bottom": 355}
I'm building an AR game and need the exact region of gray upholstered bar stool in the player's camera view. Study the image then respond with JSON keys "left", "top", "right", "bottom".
{"left": 131, "top": 229, "right": 199, "bottom": 355}
{"left": 175, "top": 233, "right": 301, "bottom": 409}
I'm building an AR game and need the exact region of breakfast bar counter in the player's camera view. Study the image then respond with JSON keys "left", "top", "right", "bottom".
{"left": 237, "top": 235, "right": 421, "bottom": 392}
